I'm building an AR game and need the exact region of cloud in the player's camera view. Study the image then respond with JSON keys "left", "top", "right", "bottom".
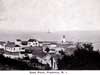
{"left": 0, "top": 0, "right": 100, "bottom": 32}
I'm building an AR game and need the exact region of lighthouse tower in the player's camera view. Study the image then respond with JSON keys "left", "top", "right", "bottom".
{"left": 61, "top": 35, "right": 66, "bottom": 44}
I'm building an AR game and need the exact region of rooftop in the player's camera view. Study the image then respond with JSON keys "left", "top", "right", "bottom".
{"left": 28, "top": 39, "right": 37, "bottom": 42}
{"left": 5, "top": 42, "right": 20, "bottom": 47}
{"left": 16, "top": 39, "right": 21, "bottom": 41}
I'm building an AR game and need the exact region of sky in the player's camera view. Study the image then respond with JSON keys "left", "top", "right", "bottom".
{"left": 0, "top": 0, "right": 100, "bottom": 32}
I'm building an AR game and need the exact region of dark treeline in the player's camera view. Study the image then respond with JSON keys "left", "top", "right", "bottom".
{"left": 0, "top": 55, "right": 50, "bottom": 70}
{"left": 57, "top": 43, "right": 100, "bottom": 70}
{"left": 0, "top": 55, "right": 35, "bottom": 70}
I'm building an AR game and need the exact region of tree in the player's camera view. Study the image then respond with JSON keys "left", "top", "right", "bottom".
{"left": 45, "top": 47, "right": 50, "bottom": 53}
{"left": 57, "top": 42, "right": 100, "bottom": 70}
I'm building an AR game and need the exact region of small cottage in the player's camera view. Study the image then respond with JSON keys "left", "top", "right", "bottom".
{"left": 5, "top": 42, "right": 23, "bottom": 52}
{"left": 4, "top": 42, "right": 25, "bottom": 59}
{"left": 28, "top": 39, "right": 39, "bottom": 47}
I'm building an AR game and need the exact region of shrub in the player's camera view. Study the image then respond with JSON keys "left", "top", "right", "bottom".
{"left": 57, "top": 43, "right": 100, "bottom": 70}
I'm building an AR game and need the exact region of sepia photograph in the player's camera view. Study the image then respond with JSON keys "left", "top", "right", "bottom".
{"left": 0, "top": 0, "right": 100, "bottom": 71}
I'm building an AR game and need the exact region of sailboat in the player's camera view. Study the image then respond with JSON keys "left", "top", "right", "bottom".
{"left": 47, "top": 29, "right": 51, "bottom": 34}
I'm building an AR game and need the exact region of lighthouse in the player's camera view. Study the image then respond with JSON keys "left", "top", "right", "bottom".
{"left": 61, "top": 35, "right": 66, "bottom": 44}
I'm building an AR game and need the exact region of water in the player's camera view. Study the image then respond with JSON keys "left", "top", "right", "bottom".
{"left": 0, "top": 31, "right": 100, "bottom": 50}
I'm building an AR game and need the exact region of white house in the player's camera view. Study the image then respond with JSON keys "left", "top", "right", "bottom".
{"left": 55, "top": 47, "right": 65, "bottom": 55}
{"left": 28, "top": 39, "right": 39, "bottom": 47}
{"left": 4, "top": 42, "right": 25, "bottom": 59}
{"left": 43, "top": 44, "right": 65, "bottom": 54}
{"left": 5, "top": 42, "right": 24, "bottom": 52}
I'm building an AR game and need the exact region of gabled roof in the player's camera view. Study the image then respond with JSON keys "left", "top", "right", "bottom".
{"left": 5, "top": 42, "right": 15, "bottom": 47}
{"left": 5, "top": 42, "right": 20, "bottom": 47}
{"left": 28, "top": 39, "right": 37, "bottom": 42}
{"left": 16, "top": 39, "right": 21, "bottom": 41}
